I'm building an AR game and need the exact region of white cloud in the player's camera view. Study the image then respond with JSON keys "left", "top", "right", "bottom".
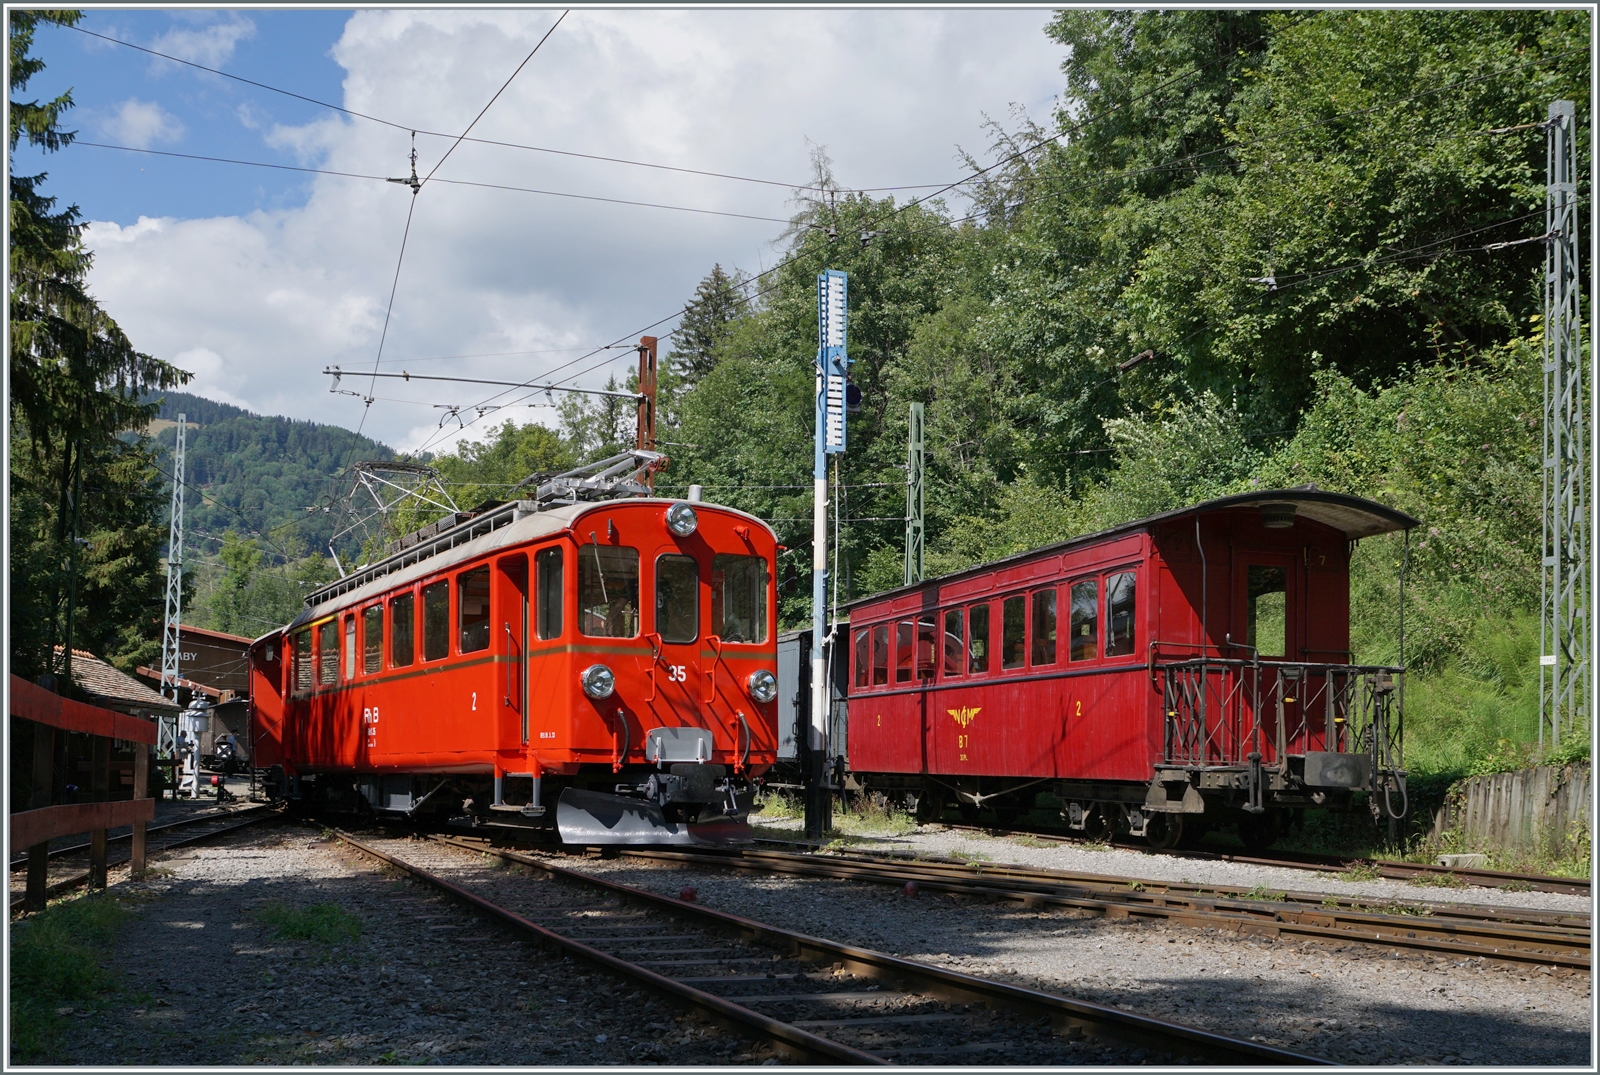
{"left": 168, "top": 347, "right": 257, "bottom": 411}
{"left": 83, "top": 10, "right": 1065, "bottom": 454}
{"left": 149, "top": 14, "right": 255, "bottom": 70}
{"left": 96, "top": 98, "right": 185, "bottom": 149}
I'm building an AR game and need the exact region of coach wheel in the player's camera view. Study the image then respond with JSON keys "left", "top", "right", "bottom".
{"left": 1239, "top": 812, "right": 1279, "bottom": 853}
{"left": 1082, "top": 805, "right": 1114, "bottom": 842}
{"left": 1144, "top": 812, "right": 1184, "bottom": 850}
{"left": 957, "top": 801, "right": 981, "bottom": 825}
{"left": 911, "top": 791, "right": 944, "bottom": 825}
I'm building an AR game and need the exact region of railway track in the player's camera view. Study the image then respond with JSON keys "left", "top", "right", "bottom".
{"left": 622, "top": 845, "right": 1591, "bottom": 971}
{"left": 936, "top": 821, "right": 1591, "bottom": 896}
{"left": 8, "top": 803, "right": 281, "bottom": 913}
{"left": 331, "top": 828, "right": 1324, "bottom": 1066}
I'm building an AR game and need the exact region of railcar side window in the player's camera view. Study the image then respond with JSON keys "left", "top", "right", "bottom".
{"left": 1247, "top": 565, "right": 1287, "bottom": 656}
{"left": 1002, "top": 595, "right": 1026, "bottom": 670}
{"left": 916, "top": 617, "right": 936, "bottom": 681}
{"left": 293, "top": 630, "right": 312, "bottom": 695}
{"left": 318, "top": 622, "right": 339, "bottom": 686}
{"left": 871, "top": 625, "right": 889, "bottom": 685}
{"left": 1070, "top": 580, "right": 1099, "bottom": 662}
{"left": 536, "top": 547, "right": 563, "bottom": 640}
{"left": 363, "top": 606, "right": 383, "bottom": 674}
{"left": 895, "top": 622, "right": 913, "bottom": 683}
{"left": 712, "top": 554, "right": 767, "bottom": 643}
{"left": 1105, "top": 571, "right": 1137, "bottom": 657}
{"left": 580, "top": 545, "right": 641, "bottom": 638}
{"left": 344, "top": 616, "right": 356, "bottom": 680}
{"left": 458, "top": 567, "right": 491, "bottom": 653}
{"left": 390, "top": 592, "right": 415, "bottom": 667}
{"left": 655, "top": 554, "right": 698, "bottom": 643}
{"left": 968, "top": 605, "right": 990, "bottom": 673}
{"left": 854, "top": 629, "right": 871, "bottom": 689}
{"left": 942, "top": 609, "right": 963, "bottom": 677}
{"left": 423, "top": 581, "right": 450, "bottom": 660}
{"left": 1031, "top": 590, "right": 1057, "bottom": 666}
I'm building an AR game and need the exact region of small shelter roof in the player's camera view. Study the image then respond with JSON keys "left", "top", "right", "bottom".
{"left": 55, "top": 648, "right": 180, "bottom": 714}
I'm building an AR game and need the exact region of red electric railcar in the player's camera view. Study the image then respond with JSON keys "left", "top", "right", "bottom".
{"left": 844, "top": 488, "right": 1416, "bottom": 849}
{"left": 249, "top": 455, "right": 780, "bottom": 844}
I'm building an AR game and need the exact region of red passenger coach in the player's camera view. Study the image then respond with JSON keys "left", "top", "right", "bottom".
{"left": 844, "top": 488, "right": 1417, "bottom": 849}
{"left": 249, "top": 453, "right": 780, "bottom": 844}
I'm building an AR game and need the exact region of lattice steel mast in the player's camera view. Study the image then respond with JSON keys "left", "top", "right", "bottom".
{"left": 1539, "top": 99, "right": 1589, "bottom": 748}
{"left": 158, "top": 414, "right": 186, "bottom": 754}
{"left": 904, "top": 402, "right": 925, "bottom": 586}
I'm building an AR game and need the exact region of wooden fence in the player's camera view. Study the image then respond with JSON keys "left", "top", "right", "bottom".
{"left": 1427, "top": 762, "right": 1591, "bottom": 856}
{"left": 9, "top": 675, "right": 156, "bottom": 911}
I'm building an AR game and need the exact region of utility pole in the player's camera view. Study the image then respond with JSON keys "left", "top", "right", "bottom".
{"left": 158, "top": 414, "right": 186, "bottom": 757}
{"left": 904, "top": 402, "right": 925, "bottom": 586}
{"left": 809, "top": 270, "right": 848, "bottom": 838}
{"left": 1539, "top": 100, "right": 1589, "bottom": 750}
{"left": 636, "top": 336, "right": 658, "bottom": 493}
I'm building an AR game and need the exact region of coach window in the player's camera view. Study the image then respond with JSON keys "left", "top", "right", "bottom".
{"left": 536, "top": 547, "right": 564, "bottom": 640}
{"left": 318, "top": 621, "right": 339, "bottom": 687}
{"left": 713, "top": 554, "right": 767, "bottom": 643}
{"left": 871, "top": 624, "right": 889, "bottom": 686}
{"left": 343, "top": 616, "right": 357, "bottom": 680}
{"left": 916, "top": 616, "right": 937, "bottom": 681}
{"left": 363, "top": 606, "right": 384, "bottom": 674}
{"left": 1031, "top": 589, "right": 1058, "bottom": 667}
{"left": 942, "top": 609, "right": 964, "bottom": 677}
{"left": 1001, "top": 595, "right": 1026, "bottom": 670}
{"left": 854, "top": 629, "right": 871, "bottom": 689}
{"left": 292, "top": 629, "right": 312, "bottom": 695}
{"left": 1069, "top": 579, "right": 1098, "bottom": 661}
{"left": 893, "top": 622, "right": 912, "bottom": 683}
{"left": 458, "top": 567, "right": 491, "bottom": 653}
{"left": 390, "top": 592, "right": 415, "bottom": 667}
{"left": 1247, "top": 565, "right": 1287, "bottom": 656}
{"left": 581, "top": 545, "right": 640, "bottom": 638}
{"left": 1105, "top": 571, "right": 1137, "bottom": 657}
{"left": 655, "top": 554, "right": 698, "bottom": 643}
{"left": 968, "top": 604, "right": 990, "bottom": 674}
{"left": 422, "top": 580, "right": 450, "bottom": 660}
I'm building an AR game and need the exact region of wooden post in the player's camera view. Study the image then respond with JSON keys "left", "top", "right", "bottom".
{"left": 25, "top": 725, "right": 54, "bottom": 912}
{"left": 130, "top": 742, "right": 149, "bottom": 876}
{"left": 89, "top": 735, "right": 110, "bottom": 889}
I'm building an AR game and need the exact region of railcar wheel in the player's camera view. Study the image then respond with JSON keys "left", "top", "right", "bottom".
{"left": 1144, "top": 812, "right": 1184, "bottom": 850}
{"left": 911, "top": 791, "right": 944, "bottom": 825}
{"left": 1081, "top": 804, "right": 1114, "bottom": 842}
{"left": 957, "top": 801, "right": 981, "bottom": 824}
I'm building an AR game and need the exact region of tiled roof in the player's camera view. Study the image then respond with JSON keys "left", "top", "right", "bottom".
{"left": 55, "top": 648, "right": 180, "bottom": 713}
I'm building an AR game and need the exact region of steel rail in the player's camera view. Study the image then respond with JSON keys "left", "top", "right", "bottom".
{"left": 7, "top": 803, "right": 273, "bottom": 870}
{"left": 8, "top": 805, "right": 282, "bottom": 914}
{"left": 423, "top": 833, "right": 1328, "bottom": 1065}
{"left": 937, "top": 821, "right": 1591, "bottom": 896}
{"left": 624, "top": 847, "right": 1590, "bottom": 971}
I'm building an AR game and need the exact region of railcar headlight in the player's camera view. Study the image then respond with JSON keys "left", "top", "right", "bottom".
{"left": 747, "top": 669, "right": 778, "bottom": 704}
{"left": 581, "top": 663, "right": 616, "bottom": 700}
{"left": 665, "top": 501, "right": 698, "bottom": 537}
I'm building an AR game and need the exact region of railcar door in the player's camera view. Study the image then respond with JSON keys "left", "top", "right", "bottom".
{"left": 497, "top": 555, "right": 530, "bottom": 744}
{"left": 1232, "top": 552, "right": 1302, "bottom": 765}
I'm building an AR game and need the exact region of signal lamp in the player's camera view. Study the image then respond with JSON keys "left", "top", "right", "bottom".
{"left": 747, "top": 669, "right": 778, "bottom": 704}
{"left": 581, "top": 663, "right": 616, "bottom": 700}
{"left": 665, "top": 501, "right": 698, "bottom": 537}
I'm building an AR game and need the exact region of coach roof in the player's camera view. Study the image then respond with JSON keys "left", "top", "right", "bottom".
{"left": 845, "top": 486, "right": 1418, "bottom": 612}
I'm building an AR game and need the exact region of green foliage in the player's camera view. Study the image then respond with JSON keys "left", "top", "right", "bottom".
{"left": 10, "top": 893, "right": 129, "bottom": 1062}
{"left": 253, "top": 902, "right": 362, "bottom": 944}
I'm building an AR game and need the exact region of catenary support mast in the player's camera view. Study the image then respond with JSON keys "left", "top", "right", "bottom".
{"left": 158, "top": 414, "right": 186, "bottom": 755}
{"left": 809, "top": 271, "right": 848, "bottom": 838}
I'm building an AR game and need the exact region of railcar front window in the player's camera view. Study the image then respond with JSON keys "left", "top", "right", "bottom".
{"left": 318, "top": 622, "right": 339, "bottom": 686}
{"left": 293, "top": 630, "right": 312, "bottom": 694}
{"left": 655, "top": 554, "right": 698, "bottom": 643}
{"left": 1031, "top": 590, "right": 1057, "bottom": 666}
{"left": 712, "top": 554, "right": 767, "bottom": 643}
{"left": 942, "top": 609, "right": 964, "bottom": 677}
{"left": 871, "top": 625, "right": 889, "bottom": 686}
{"left": 968, "top": 605, "right": 990, "bottom": 673}
{"left": 363, "top": 606, "right": 383, "bottom": 674}
{"left": 423, "top": 581, "right": 450, "bottom": 660}
{"left": 1002, "top": 595, "right": 1026, "bottom": 670}
{"left": 390, "top": 592, "right": 415, "bottom": 667}
{"left": 536, "top": 547, "right": 563, "bottom": 640}
{"left": 580, "top": 545, "right": 640, "bottom": 638}
{"left": 854, "top": 629, "right": 871, "bottom": 689}
{"left": 1105, "top": 571, "right": 1137, "bottom": 657}
{"left": 1070, "top": 580, "right": 1098, "bottom": 662}
{"left": 458, "top": 568, "right": 491, "bottom": 653}
{"left": 1247, "top": 565, "right": 1287, "bottom": 656}
{"left": 344, "top": 616, "right": 356, "bottom": 680}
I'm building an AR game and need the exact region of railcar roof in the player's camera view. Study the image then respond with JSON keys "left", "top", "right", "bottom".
{"left": 280, "top": 498, "right": 771, "bottom": 633}
{"left": 845, "top": 486, "right": 1419, "bottom": 611}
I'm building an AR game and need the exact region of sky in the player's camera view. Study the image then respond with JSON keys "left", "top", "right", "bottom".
{"left": 19, "top": 8, "right": 1066, "bottom": 454}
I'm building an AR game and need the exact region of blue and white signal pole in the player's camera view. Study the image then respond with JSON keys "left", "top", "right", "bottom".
{"left": 808, "top": 270, "right": 848, "bottom": 837}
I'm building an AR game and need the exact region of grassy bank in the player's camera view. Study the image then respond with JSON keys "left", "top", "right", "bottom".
{"left": 10, "top": 893, "right": 130, "bottom": 1062}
